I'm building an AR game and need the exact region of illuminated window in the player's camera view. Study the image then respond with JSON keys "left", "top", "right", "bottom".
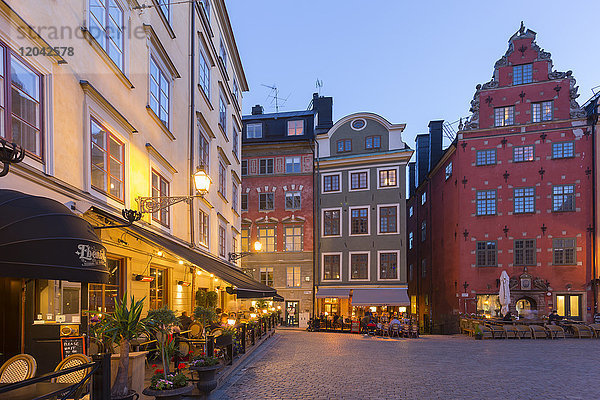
{"left": 91, "top": 118, "right": 124, "bottom": 201}
{"left": 287, "top": 266, "right": 301, "bottom": 287}
{"left": 149, "top": 267, "right": 167, "bottom": 309}
{"left": 258, "top": 226, "right": 276, "bottom": 252}
{"left": 89, "top": 258, "right": 122, "bottom": 313}
{"left": 287, "top": 120, "right": 304, "bottom": 136}
{"left": 513, "top": 145, "right": 534, "bottom": 162}
{"left": 379, "top": 169, "right": 397, "bottom": 188}
{"left": 260, "top": 267, "right": 273, "bottom": 286}
{"left": 532, "top": 101, "right": 553, "bottom": 122}
{"left": 494, "top": 106, "right": 514, "bottom": 126}
{"left": 241, "top": 227, "right": 250, "bottom": 252}
{"left": 284, "top": 226, "right": 303, "bottom": 251}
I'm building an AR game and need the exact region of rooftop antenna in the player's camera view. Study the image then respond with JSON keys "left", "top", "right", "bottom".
{"left": 261, "top": 83, "right": 289, "bottom": 113}
{"left": 316, "top": 79, "right": 323, "bottom": 95}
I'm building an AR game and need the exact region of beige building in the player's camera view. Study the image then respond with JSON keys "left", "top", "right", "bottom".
{"left": 0, "top": 0, "right": 273, "bottom": 371}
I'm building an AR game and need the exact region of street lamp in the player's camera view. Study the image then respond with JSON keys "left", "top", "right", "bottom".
{"left": 136, "top": 167, "right": 211, "bottom": 214}
{"left": 228, "top": 240, "right": 262, "bottom": 262}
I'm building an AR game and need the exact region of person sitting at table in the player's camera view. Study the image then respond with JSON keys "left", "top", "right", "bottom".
{"left": 390, "top": 315, "right": 401, "bottom": 326}
{"left": 548, "top": 310, "right": 562, "bottom": 324}
{"left": 178, "top": 311, "right": 193, "bottom": 331}
{"left": 503, "top": 311, "right": 514, "bottom": 321}
{"left": 332, "top": 313, "right": 340, "bottom": 327}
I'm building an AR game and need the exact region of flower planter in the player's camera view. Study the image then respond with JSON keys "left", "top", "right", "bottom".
{"left": 142, "top": 384, "right": 193, "bottom": 400}
{"left": 190, "top": 364, "right": 220, "bottom": 394}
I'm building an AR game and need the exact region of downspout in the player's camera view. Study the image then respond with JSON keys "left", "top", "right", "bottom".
{"left": 591, "top": 104, "right": 598, "bottom": 316}
{"left": 428, "top": 177, "right": 433, "bottom": 334}
{"left": 189, "top": 3, "right": 196, "bottom": 248}
{"left": 312, "top": 138, "right": 319, "bottom": 319}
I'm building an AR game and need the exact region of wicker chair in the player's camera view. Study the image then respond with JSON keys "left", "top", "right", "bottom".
{"left": 189, "top": 322, "right": 203, "bottom": 338}
{"left": 588, "top": 323, "right": 600, "bottom": 338}
{"left": 529, "top": 325, "right": 548, "bottom": 339}
{"left": 545, "top": 325, "right": 566, "bottom": 339}
{"left": 0, "top": 354, "right": 37, "bottom": 383}
{"left": 390, "top": 323, "right": 401, "bottom": 338}
{"left": 571, "top": 324, "right": 594, "bottom": 338}
{"left": 52, "top": 354, "right": 92, "bottom": 384}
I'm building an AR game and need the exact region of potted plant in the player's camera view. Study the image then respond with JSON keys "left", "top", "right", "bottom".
{"left": 189, "top": 353, "right": 221, "bottom": 394}
{"left": 194, "top": 290, "right": 218, "bottom": 336}
{"left": 143, "top": 307, "right": 193, "bottom": 400}
{"left": 96, "top": 295, "right": 148, "bottom": 400}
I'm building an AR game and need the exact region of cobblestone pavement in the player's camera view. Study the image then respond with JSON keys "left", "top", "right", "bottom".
{"left": 211, "top": 330, "right": 599, "bottom": 400}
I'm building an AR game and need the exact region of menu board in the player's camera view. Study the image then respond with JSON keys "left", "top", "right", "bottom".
{"left": 60, "top": 336, "right": 86, "bottom": 359}
{"left": 351, "top": 321, "right": 361, "bottom": 333}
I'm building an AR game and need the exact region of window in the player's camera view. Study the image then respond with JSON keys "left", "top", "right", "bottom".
{"left": 219, "top": 92, "right": 226, "bottom": 130}
{"left": 285, "top": 191, "right": 301, "bottom": 209}
{"left": 323, "top": 209, "right": 340, "bottom": 236}
{"left": 350, "top": 171, "right": 368, "bottom": 190}
{"left": 323, "top": 254, "right": 341, "bottom": 280}
{"left": 241, "top": 193, "right": 248, "bottom": 211}
{"left": 198, "top": 210, "right": 208, "bottom": 246}
{"left": 323, "top": 174, "right": 340, "bottom": 192}
{"left": 241, "top": 160, "right": 248, "bottom": 176}
{"left": 259, "top": 158, "right": 273, "bottom": 174}
{"left": 379, "top": 205, "right": 398, "bottom": 233}
{"left": 409, "top": 206, "right": 413, "bottom": 217}
{"left": 89, "top": 0, "right": 124, "bottom": 69}
{"left": 232, "top": 182, "right": 238, "bottom": 213}
{"left": 258, "top": 227, "right": 276, "bottom": 252}
{"left": 218, "top": 224, "right": 226, "bottom": 257}
{"left": 157, "top": 0, "right": 170, "bottom": 22}
{"left": 287, "top": 120, "right": 304, "bottom": 136}
{"left": 421, "top": 192, "right": 427, "bottom": 205}
{"left": 247, "top": 123, "right": 262, "bottom": 138}
{"left": 513, "top": 145, "right": 534, "bottom": 162}
{"left": 350, "top": 253, "right": 369, "bottom": 280}
{"left": 241, "top": 227, "right": 250, "bottom": 252}
{"left": 259, "top": 193, "right": 274, "bottom": 211}
{"left": 514, "top": 187, "right": 535, "bottom": 213}
{"left": 149, "top": 267, "right": 166, "bottom": 309}
{"left": 379, "top": 252, "right": 398, "bottom": 280}
{"left": 476, "top": 149, "right": 496, "bottom": 166}
{"left": 149, "top": 57, "right": 170, "bottom": 128}
{"left": 219, "top": 38, "right": 227, "bottom": 70}
{"left": 260, "top": 267, "right": 273, "bottom": 286}
{"left": 232, "top": 78, "right": 239, "bottom": 104}
{"left": 532, "top": 101, "right": 553, "bottom": 122}
{"left": 284, "top": 226, "right": 303, "bottom": 252}
{"left": 4, "top": 52, "right": 43, "bottom": 156}
{"left": 89, "top": 258, "right": 122, "bottom": 313}
{"left": 513, "top": 64, "right": 533, "bottom": 85}
{"left": 556, "top": 294, "right": 581, "bottom": 320}
{"left": 553, "top": 238, "right": 576, "bottom": 265}
{"left": 198, "top": 44, "right": 210, "bottom": 99}
{"left": 199, "top": 0, "right": 210, "bottom": 20}
{"left": 287, "top": 266, "right": 301, "bottom": 287}
{"left": 232, "top": 233, "right": 237, "bottom": 260}
{"left": 494, "top": 106, "right": 514, "bottom": 127}
{"left": 350, "top": 207, "right": 369, "bottom": 235}
{"left": 421, "top": 259, "right": 427, "bottom": 278}
{"left": 232, "top": 126, "right": 239, "bottom": 156}
{"left": 476, "top": 241, "right": 497, "bottom": 267}
{"left": 409, "top": 264, "right": 414, "bottom": 281}
{"left": 337, "top": 139, "right": 351, "bottom": 153}
{"left": 151, "top": 170, "right": 170, "bottom": 226}
{"left": 421, "top": 221, "right": 426, "bottom": 241}
{"left": 552, "top": 185, "right": 575, "bottom": 212}
{"left": 365, "top": 136, "right": 381, "bottom": 149}
{"left": 91, "top": 118, "right": 124, "bottom": 201}
{"left": 514, "top": 239, "right": 536, "bottom": 266}
{"left": 476, "top": 190, "right": 496, "bottom": 215}
{"left": 285, "top": 156, "right": 301, "bottom": 173}
{"left": 198, "top": 131, "right": 209, "bottom": 171}
{"left": 445, "top": 162, "right": 453, "bottom": 180}
{"left": 379, "top": 169, "right": 397, "bottom": 188}
{"left": 409, "top": 232, "right": 413, "bottom": 249}
{"left": 218, "top": 160, "right": 226, "bottom": 198}
{"left": 552, "top": 142, "right": 574, "bottom": 159}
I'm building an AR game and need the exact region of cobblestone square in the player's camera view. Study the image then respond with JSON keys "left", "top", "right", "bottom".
{"left": 212, "top": 330, "right": 599, "bottom": 400}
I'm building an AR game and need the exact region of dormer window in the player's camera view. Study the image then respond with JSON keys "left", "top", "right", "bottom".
{"left": 337, "top": 139, "right": 351, "bottom": 153}
{"left": 287, "top": 120, "right": 304, "bottom": 136}
{"left": 365, "top": 136, "right": 381, "bottom": 149}
{"left": 247, "top": 123, "right": 262, "bottom": 138}
{"left": 513, "top": 64, "right": 532, "bottom": 85}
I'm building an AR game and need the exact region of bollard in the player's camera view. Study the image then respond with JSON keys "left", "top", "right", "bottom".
{"left": 241, "top": 323, "right": 246, "bottom": 353}
{"left": 206, "top": 335, "right": 214, "bottom": 358}
{"left": 91, "top": 352, "right": 111, "bottom": 400}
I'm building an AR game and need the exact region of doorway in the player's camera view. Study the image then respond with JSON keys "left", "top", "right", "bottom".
{"left": 515, "top": 297, "right": 537, "bottom": 318}
{"left": 556, "top": 294, "right": 582, "bottom": 320}
{"left": 286, "top": 301, "right": 299, "bottom": 326}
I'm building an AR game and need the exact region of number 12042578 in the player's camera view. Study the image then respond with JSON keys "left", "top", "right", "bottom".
{"left": 19, "top": 46, "right": 74, "bottom": 57}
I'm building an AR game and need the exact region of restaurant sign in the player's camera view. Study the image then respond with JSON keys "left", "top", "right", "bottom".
{"left": 75, "top": 244, "right": 106, "bottom": 267}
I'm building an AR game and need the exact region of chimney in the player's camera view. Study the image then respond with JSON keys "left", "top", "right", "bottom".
{"left": 312, "top": 93, "right": 333, "bottom": 132}
{"left": 428, "top": 120, "right": 444, "bottom": 170}
{"left": 415, "top": 134, "right": 430, "bottom": 186}
{"left": 251, "top": 104, "right": 264, "bottom": 115}
{"left": 408, "top": 162, "right": 416, "bottom": 198}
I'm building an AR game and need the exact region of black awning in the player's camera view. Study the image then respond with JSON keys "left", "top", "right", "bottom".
{"left": 0, "top": 189, "right": 108, "bottom": 283}
{"left": 272, "top": 294, "right": 284, "bottom": 302}
{"left": 90, "top": 207, "right": 277, "bottom": 298}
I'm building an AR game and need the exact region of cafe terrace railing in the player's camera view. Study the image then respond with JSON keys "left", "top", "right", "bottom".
{"left": 0, "top": 353, "right": 111, "bottom": 400}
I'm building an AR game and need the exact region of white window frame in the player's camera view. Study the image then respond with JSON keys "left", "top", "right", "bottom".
{"left": 321, "top": 172, "right": 342, "bottom": 194}
{"left": 219, "top": 90, "right": 227, "bottom": 131}
{"left": 285, "top": 156, "right": 301, "bottom": 173}
{"left": 348, "top": 205, "right": 370, "bottom": 236}
{"left": 321, "top": 207, "right": 342, "bottom": 238}
{"left": 198, "top": 208, "right": 209, "bottom": 248}
{"left": 349, "top": 251, "right": 371, "bottom": 281}
{"left": 87, "top": 0, "right": 126, "bottom": 71}
{"left": 247, "top": 123, "right": 262, "bottom": 138}
{"left": 377, "top": 166, "right": 400, "bottom": 189}
{"left": 348, "top": 168, "right": 370, "bottom": 192}
{"left": 377, "top": 250, "right": 401, "bottom": 281}
{"left": 218, "top": 223, "right": 226, "bottom": 258}
{"left": 198, "top": 40, "right": 211, "bottom": 101}
{"left": 287, "top": 120, "right": 304, "bottom": 136}
{"left": 286, "top": 266, "right": 302, "bottom": 287}
{"left": 377, "top": 203, "right": 400, "bottom": 235}
{"left": 321, "top": 252, "right": 343, "bottom": 282}
{"left": 149, "top": 55, "right": 171, "bottom": 129}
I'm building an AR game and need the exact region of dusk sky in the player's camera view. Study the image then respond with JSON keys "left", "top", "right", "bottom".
{"left": 228, "top": 1, "right": 600, "bottom": 150}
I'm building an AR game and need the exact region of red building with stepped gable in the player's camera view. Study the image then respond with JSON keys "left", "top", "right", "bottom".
{"left": 407, "top": 24, "right": 593, "bottom": 333}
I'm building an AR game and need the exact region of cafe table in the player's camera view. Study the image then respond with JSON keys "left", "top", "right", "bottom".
{"left": 1, "top": 382, "right": 73, "bottom": 400}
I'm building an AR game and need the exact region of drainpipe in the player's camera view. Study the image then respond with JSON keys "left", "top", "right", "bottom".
{"left": 312, "top": 138, "right": 319, "bottom": 319}
{"left": 591, "top": 103, "right": 598, "bottom": 316}
{"left": 189, "top": 2, "right": 196, "bottom": 248}
{"left": 428, "top": 177, "right": 433, "bottom": 334}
